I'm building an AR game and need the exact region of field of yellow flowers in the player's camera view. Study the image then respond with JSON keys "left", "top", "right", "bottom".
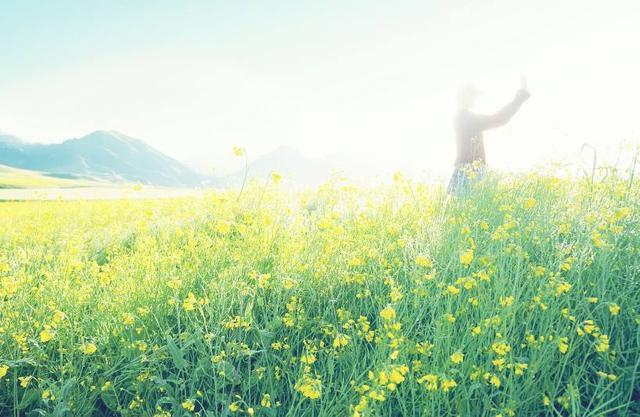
{"left": 1, "top": 172, "right": 639, "bottom": 416}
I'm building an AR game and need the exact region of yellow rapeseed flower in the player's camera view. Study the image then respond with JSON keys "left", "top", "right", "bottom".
{"left": 558, "top": 337, "right": 569, "bottom": 354}
{"left": 491, "top": 342, "right": 511, "bottom": 356}
{"left": 441, "top": 378, "right": 457, "bottom": 392}
{"left": 459, "top": 249, "right": 474, "bottom": 266}
{"left": 0, "top": 365, "right": 8, "bottom": 378}
{"left": 39, "top": 328, "right": 55, "bottom": 343}
{"left": 295, "top": 375, "right": 322, "bottom": 399}
{"left": 19, "top": 376, "right": 33, "bottom": 388}
{"left": 609, "top": 303, "right": 620, "bottom": 316}
{"left": 446, "top": 285, "right": 460, "bottom": 296}
{"left": 380, "top": 306, "right": 396, "bottom": 321}
{"left": 415, "top": 255, "right": 432, "bottom": 268}
{"left": 81, "top": 343, "right": 97, "bottom": 355}
{"left": 181, "top": 399, "right": 195, "bottom": 412}
{"left": 333, "top": 334, "right": 349, "bottom": 349}
{"left": 450, "top": 352, "right": 464, "bottom": 364}
{"left": 418, "top": 374, "right": 438, "bottom": 391}
{"left": 232, "top": 146, "right": 246, "bottom": 157}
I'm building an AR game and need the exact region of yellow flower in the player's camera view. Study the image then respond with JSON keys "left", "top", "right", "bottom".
{"left": 300, "top": 354, "right": 316, "bottom": 365}
{"left": 415, "top": 255, "right": 432, "bottom": 268}
{"left": 51, "top": 310, "right": 66, "bottom": 325}
{"left": 389, "top": 366, "right": 407, "bottom": 384}
{"left": 492, "top": 358, "right": 506, "bottom": 370}
{"left": 122, "top": 313, "right": 135, "bottom": 326}
{"left": 556, "top": 282, "right": 572, "bottom": 296}
{"left": 40, "top": 328, "right": 55, "bottom": 343}
{"left": 609, "top": 303, "right": 620, "bottom": 316}
{"left": 229, "top": 402, "right": 240, "bottom": 412}
{"left": 471, "top": 326, "right": 482, "bottom": 336}
{"left": 333, "top": 333, "right": 349, "bottom": 349}
{"left": 389, "top": 287, "right": 403, "bottom": 302}
{"left": 499, "top": 296, "right": 514, "bottom": 307}
{"left": 232, "top": 146, "right": 246, "bottom": 157}
{"left": 81, "top": 343, "right": 97, "bottom": 355}
{"left": 295, "top": 375, "right": 322, "bottom": 399}
{"left": 215, "top": 221, "right": 231, "bottom": 235}
{"left": 42, "top": 389, "right": 54, "bottom": 400}
{"left": 446, "top": 285, "right": 460, "bottom": 296}
{"left": 583, "top": 320, "right": 597, "bottom": 334}
{"left": 441, "top": 378, "right": 457, "bottom": 392}
{"left": 514, "top": 363, "right": 528, "bottom": 376}
{"left": 596, "top": 371, "right": 617, "bottom": 381}
{"left": 19, "top": 376, "right": 33, "bottom": 388}
{"left": 450, "top": 352, "right": 464, "bottom": 364}
{"left": 183, "top": 292, "right": 197, "bottom": 312}
{"left": 523, "top": 198, "right": 537, "bottom": 209}
{"left": 0, "top": 365, "right": 8, "bottom": 378}
{"left": 368, "top": 389, "right": 386, "bottom": 401}
{"left": 271, "top": 171, "right": 282, "bottom": 185}
{"left": 558, "top": 337, "right": 569, "bottom": 354}
{"left": 261, "top": 394, "right": 272, "bottom": 407}
{"left": 167, "top": 278, "right": 182, "bottom": 290}
{"left": 181, "top": 399, "right": 195, "bottom": 412}
{"left": 533, "top": 266, "right": 546, "bottom": 277}
{"left": 491, "top": 342, "right": 511, "bottom": 356}
{"left": 459, "top": 249, "right": 474, "bottom": 266}
{"left": 417, "top": 374, "right": 438, "bottom": 391}
{"left": 596, "top": 334, "right": 610, "bottom": 352}
{"left": 380, "top": 306, "right": 396, "bottom": 321}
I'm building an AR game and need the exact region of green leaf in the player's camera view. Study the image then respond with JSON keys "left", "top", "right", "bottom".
{"left": 17, "top": 389, "right": 40, "bottom": 410}
{"left": 167, "top": 335, "right": 187, "bottom": 370}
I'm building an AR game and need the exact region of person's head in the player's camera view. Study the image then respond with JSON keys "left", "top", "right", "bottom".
{"left": 457, "top": 83, "right": 480, "bottom": 110}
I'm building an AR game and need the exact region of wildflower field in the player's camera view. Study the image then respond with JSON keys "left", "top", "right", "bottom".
{"left": 0, "top": 173, "right": 639, "bottom": 417}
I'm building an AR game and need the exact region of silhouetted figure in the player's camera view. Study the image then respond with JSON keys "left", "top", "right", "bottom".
{"left": 447, "top": 81, "right": 531, "bottom": 195}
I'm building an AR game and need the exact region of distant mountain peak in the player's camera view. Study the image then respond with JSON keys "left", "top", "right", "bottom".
{"left": 0, "top": 130, "right": 210, "bottom": 187}
{"left": 81, "top": 130, "right": 137, "bottom": 144}
{"left": 0, "top": 132, "right": 24, "bottom": 145}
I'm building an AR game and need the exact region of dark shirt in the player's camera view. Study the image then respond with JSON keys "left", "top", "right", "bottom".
{"left": 453, "top": 94, "right": 527, "bottom": 166}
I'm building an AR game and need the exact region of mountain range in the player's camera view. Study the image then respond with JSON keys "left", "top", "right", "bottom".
{"left": 0, "top": 131, "right": 208, "bottom": 187}
{"left": 0, "top": 130, "right": 400, "bottom": 188}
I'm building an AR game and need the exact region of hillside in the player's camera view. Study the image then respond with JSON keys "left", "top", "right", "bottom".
{"left": 0, "top": 164, "right": 102, "bottom": 189}
{"left": 0, "top": 131, "right": 208, "bottom": 187}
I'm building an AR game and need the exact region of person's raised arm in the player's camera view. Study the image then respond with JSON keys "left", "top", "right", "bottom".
{"left": 472, "top": 89, "right": 531, "bottom": 131}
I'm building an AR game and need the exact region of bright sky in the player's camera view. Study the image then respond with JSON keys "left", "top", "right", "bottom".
{"left": 1, "top": 0, "right": 639, "bottom": 177}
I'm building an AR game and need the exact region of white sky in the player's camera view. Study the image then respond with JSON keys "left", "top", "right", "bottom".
{"left": 1, "top": 1, "right": 639, "bottom": 177}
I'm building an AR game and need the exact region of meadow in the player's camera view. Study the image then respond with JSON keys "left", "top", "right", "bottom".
{"left": 0, "top": 164, "right": 101, "bottom": 190}
{"left": 0, "top": 171, "right": 638, "bottom": 416}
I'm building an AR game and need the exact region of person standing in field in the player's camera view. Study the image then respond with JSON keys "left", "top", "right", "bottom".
{"left": 447, "top": 79, "right": 531, "bottom": 195}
